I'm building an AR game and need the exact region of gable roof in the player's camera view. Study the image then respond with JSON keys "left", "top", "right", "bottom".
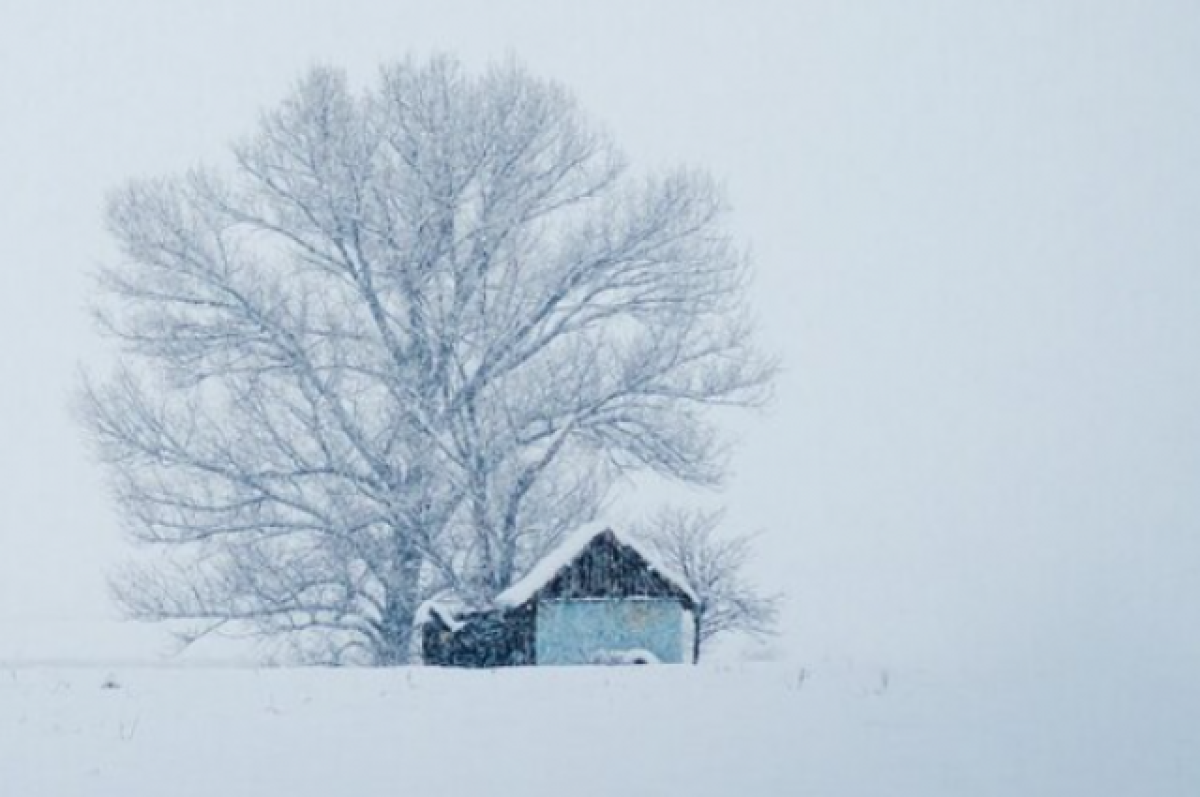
{"left": 494, "top": 524, "right": 698, "bottom": 610}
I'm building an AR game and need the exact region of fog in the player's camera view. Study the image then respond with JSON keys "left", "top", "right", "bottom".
{"left": 1, "top": 1, "right": 1197, "bottom": 678}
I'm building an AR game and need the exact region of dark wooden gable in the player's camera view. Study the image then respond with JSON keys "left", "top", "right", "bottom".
{"left": 534, "top": 529, "right": 696, "bottom": 610}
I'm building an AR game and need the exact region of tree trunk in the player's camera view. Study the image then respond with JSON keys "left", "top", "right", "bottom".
{"left": 376, "top": 548, "right": 424, "bottom": 665}
{"left": 377, "top": 600, "right": 415, "bottom": 666}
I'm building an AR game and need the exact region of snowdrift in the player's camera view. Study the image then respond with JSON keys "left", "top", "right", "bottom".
{"left": 2, "top": 662, "right": 1195, "bottom": 796}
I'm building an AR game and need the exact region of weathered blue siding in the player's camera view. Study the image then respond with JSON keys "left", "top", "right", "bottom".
{"left": 536, "top": 599, "right": 685, "bottom": 665}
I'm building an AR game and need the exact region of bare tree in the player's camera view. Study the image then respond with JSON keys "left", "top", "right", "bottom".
{"left": 81, "top": 56, "right": 774, "bottom": 665}
{"left": 634, "top": 508, "right": 781, "bottom": 663}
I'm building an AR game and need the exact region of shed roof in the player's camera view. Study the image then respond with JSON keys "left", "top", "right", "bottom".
{"left": 494, "top": 524, "right": 699, "bottom": 609}
{"left": 413, "top": 593, "right": 470, "bottom": 631}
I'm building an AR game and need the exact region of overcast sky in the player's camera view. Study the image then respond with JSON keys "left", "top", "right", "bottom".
{"left": 1, "top": 1, "right": 1198, "bottom": 673}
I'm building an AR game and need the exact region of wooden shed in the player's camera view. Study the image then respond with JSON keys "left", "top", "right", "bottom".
{"left": 418, "top": 526, "right": 697, "bottom": 667}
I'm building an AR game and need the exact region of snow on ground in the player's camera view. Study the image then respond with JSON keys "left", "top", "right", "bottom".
{"left": 2, "top": 661, "right": 1196, "bottom": 796}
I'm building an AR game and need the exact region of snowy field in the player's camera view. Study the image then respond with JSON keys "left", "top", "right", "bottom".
{"left": 3, "top": 661, "right": 1196, "bottom": 796}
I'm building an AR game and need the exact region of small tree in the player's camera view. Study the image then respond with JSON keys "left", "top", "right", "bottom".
{"left": 635, "top": 508, "right": 780, "bottom": 663}
{"left": 81, "top": 56, "right": 774, "bottom": 664}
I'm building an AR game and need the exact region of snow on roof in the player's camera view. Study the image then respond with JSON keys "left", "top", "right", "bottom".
{"left": 412, "top": 594, "right": 469, "bottom": 631}
{"left": 494, "top": 523, "right": 698, "bottom": 609}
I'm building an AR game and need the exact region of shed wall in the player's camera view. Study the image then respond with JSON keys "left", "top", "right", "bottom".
{"left": 535, "top": 599, "right": 685, "bottom": 665}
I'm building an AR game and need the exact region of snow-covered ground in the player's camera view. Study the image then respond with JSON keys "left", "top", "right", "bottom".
{"left": 3, "top": 661, "right": 1195, "bottom": 796}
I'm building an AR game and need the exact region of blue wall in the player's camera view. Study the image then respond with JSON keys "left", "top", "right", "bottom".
{"left": 536, "top": 599, "right": 685, "bottom": 665}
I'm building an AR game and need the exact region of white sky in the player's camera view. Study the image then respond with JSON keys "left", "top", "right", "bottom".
{"left": 1, "top": 1, "right": 1198, "bottom": 673}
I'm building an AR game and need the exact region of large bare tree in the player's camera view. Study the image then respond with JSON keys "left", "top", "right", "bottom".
{"left": 81, "top": 56, "right": 774, "bottom": 665}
